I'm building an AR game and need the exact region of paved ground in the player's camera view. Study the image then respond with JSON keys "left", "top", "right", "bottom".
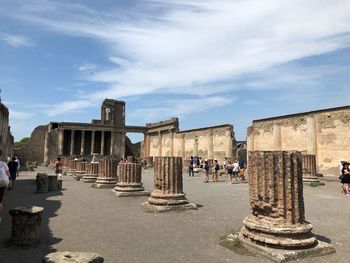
{"left": 0, "top": 167, "right": 348, "bottom": 263}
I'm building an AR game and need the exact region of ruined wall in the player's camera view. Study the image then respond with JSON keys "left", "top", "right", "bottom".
{"left": 148, "top": 125, "right": 236, "bottom": 161}
{"left": 15, "top": 125, "right": 47, "bottom": 164}
{"left": 247, "top": 106, "right": 350, "bottom": 176}
{"left": 0, "top": 103, "right": 14, "bottom": 160}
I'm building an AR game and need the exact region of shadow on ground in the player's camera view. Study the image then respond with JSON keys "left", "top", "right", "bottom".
{"left": 0, "top": 170, "right": 62, "bottom": 263}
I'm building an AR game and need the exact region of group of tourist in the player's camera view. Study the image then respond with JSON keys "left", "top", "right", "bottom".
{"left": 188, "top": 156, "right": 246, "bottom": 184}
{"left": 340, "top": 160, "right": 350, "bottom": 195}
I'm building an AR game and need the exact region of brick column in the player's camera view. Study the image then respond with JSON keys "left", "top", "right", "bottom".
{"left": 113, "top": 163, "right": 149, "bottom": 197}
{"left": 143, "top": 157, "right": 197, "bottom": 212}
{"left": 73, "top": 161, "right": 87, "bottom": 181}
{"left": 100, "top": 131, "right": 105, "bottom": 156}
{"left": 240, "top": 151, "right": 315, "bottom": 249}
{"left": 91, "top": 131, "right": 95, "bottom": 155}
{"left": 301, "top": 154, "right": 318, "bottom": 182}
{"left": 70, "top": 130, "right": 75, "bottom": 156}
{"left": 80, "top": 130, "right": 85, "bottom": 155}
{"left": 95, "top": 157, "right": 118, "bottom": 188}
{"left": 82, "top": 161, "right": 99, "bottom": 183}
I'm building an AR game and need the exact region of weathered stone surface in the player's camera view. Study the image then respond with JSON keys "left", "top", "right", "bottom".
{"left": 43, "top": 251, "right": 104, "bottom": 263}
{"left": 144, "top": 157, "right": 197, "bottom": 212}
{"left": 36, "top": 173, "right": 49, "bottom": 193}
{"left": 74, "top": 161, "right": 87, "bottom": 181}
{"left": 301, "top": 154, "right": 319, "bottom": 182}
{"left": 82, "top": 162, "right": 99, "bottom": 183}
{"left": 48, "top": 175, "right": 59, "bottom": 191}
{"left": 113, "top": 163, "right": 149, "bottom": 196}
{"left": 95, "top": 158, "right": 118, "bottom": 188}
{"left": 235, "top": 151, "right": 335, "bottom": 262}
{"left": 67, "top": 159, "right": 77, "bottom": 176}
{"left": 9, "top": 206, "right": 44, "bottom": 245}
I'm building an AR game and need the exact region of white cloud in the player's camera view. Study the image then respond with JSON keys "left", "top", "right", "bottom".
{"left": 77, "top": 63, "right": 97, "bottom": 72}
{"left": 10, "top": 110, "right": 35, "bottom": 119}
{"left": 4, "top": 0, "right": 350, "bottom": 116}
{"left": 0, "top": 32, "right": 35, "bottom": 47}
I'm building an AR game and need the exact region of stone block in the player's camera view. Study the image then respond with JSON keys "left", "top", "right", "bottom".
{"left": 43, "top": 251, "right": 104, "bottom": 263}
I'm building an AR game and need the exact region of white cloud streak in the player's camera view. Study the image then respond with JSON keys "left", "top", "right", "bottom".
{"left": 0, "top": 32, "right": 35, "bottom": 47}
{"left": 3, "top": 0, "right": 350, "bottom": 116}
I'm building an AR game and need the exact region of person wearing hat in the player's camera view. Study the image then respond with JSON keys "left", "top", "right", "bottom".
{"left": 341, "top": 161, "right": 350, "bottom": 195}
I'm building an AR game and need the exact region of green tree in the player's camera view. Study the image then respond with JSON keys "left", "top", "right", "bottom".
{"left": 14, "top": 137, "right": 30, "bottom": 149}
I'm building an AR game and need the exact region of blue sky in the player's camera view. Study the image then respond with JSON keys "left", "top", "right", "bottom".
{"left": 1, "top": 0, "right": 350, "bottom": 142}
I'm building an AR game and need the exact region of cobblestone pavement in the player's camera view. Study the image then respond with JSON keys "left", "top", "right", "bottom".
{"left": 0, "top": 167, "right": 348, "bottom": 263}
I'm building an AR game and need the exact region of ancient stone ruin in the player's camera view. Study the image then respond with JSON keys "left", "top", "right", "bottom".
{"left": 237, "top": 151, "right": 335, "bottom": 262}
{"left": 113, "top": 163, "right": 149, "bottom": 197}
{"left": 143, "top": 157, "right": 197, "bottom": 212}
{"left": 83, "top": 162, "right": 99, "bottom": 183}
{"left": 9, "top": 206, "right": 44, "bottom": 245}
{"left": 301, "top": 154, "right": 319, "bottom": 182}
{"left": 74, "top": 161, "right": 87, "bottom": 181}
{"left": 95, "top": 158, "right": 118, "bottom": 188}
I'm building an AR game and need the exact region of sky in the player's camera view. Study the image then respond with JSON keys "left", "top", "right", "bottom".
{"left": 1, "top": 0, "right": 350, "bottom": 143}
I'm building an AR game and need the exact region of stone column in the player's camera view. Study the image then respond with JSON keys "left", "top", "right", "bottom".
{"left": 208, "top": 128, "right": 213, "bottom": 160}
{"left": 67, "top": 158, "right": 77, "bottom": 176}
{"left": 157, "top": 131, "right": 162, "bottom": 157}
{"left": 307, "top": 117, "right": 317, "bottom": 155}
{"left": 80, "top": 130, "right": 85, "bottom": 155}
{"left": 181, "top": 133, "right": 186, "bottom": 160}
{"left": 236, "top": 151, "right": 335, "bottom": 261}
{"left": 101, "top": 131, "right": 105, "bottom": 156}
{"left": 301, "top": 154, "right": 318, "bottom": 182}
{"left": 83, "top": 159, "right": 99, "bottom": 183}
{"left": 43, "top": 131, "right": 50, "bottom": 165}
{"left": 58, "top": 128, "right": 64, "bottom": 156}
{"left": 241, "top": 151, "right": 315, "bottom": 248}
{"left": 110, "top": 132, "right": 115, "bottom": 156}
{"left": 9, "top": 206, "right": 44, "bottom": 245}
{"left": 73, "top": 161, "right": 87, "bottom": 181}
{"left": 143, "top": 133, "right": 149, "bottom": 158}
{"left": 70, "top": 130, "right": 75, "bottom": 156}
{"left": 113, "top": 163, "right": 149, "bottom": 197}
{"left": 91, "top": 131, "right": 95, "bottom": 155}
{"left": 146, "top": 157, "right": 154, "bottom": 168}
{"left": 272, "top": 124, "right": 282, "bottom": 150}
{"left": 143, "top": 157, "right": 197, "bottom": 212}
{"left": 95, "top": 158, "right": 118, "bottom": 188}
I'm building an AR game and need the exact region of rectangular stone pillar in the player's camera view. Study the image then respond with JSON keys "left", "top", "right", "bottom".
{"left": 225, "top": 129, "right": 232, "bottom": 158}
{"left": 58, "top": 128, "right": 64, "bottom": 156}
{"left": 44, "top": 131, "right": 50, "bottom": 165}
{"left": 91, "top": 131, "right": 95, "bottom": 155}
{"left": 273, "top": 125, "right": 282, "bottom": 150}
{"left": 80, "top": 130, "right": 85, "bottom": 155}
{"left": 143, "top": 134, "right": 150, "bottom": 158}
{"left": 70, "top": 130, "right": 75, "bottom": 156}
{"left": 101, "top": 131, "right": 105, "bottom": 155}
{"left": 181, "top": 133, "right": 186, "bottom": 160}
{"left": 208, "top": 128, "right": 213, "bottom": 160}
{"left": 306, "top": 117, "right": 317, "bottom": 155}
{"left": 169, "top": 132, "right": 174, "bottom": 157}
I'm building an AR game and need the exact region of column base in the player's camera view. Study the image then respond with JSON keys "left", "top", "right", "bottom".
{"left": 237, "top": 232, "right": 335, "bottom": 263}
{"left": 67, "top": 169, "right": 76, "bottom": 176}
{"left": 82, "top": 175, "right": 98, "bottom": 183}
{"left": 142, "top": 202, "right": 197, "bottom": 213}
{"left": 113, "top": 190, "right": 150, "bottom": 197}
{"left": 302, "top": 177, "right": 320, "bottom": 183}
{"left": 95, "top": 178, "right": 117, "bottom": 188}
{"left": 73, "top": 171, "right": 85, "bottom": 181}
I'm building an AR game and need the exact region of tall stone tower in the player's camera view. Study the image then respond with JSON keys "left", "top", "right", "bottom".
{"left": 101, "top": 99, "right": 125, "bottom": 126}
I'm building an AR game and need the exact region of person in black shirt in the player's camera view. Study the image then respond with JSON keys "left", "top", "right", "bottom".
{"left": 7, "top": 157, "right": 18, "bottom": 190}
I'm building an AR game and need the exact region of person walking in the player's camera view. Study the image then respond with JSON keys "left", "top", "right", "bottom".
{"left": 203, "top": 159, "right": 210, "bottom": 183}
{"left": 55, "top": 157, "right": 63, "bottom": 190}
{"left": 188, "top": 156, "right": 194, "bottom": 177}
{"left": 7, "top": 157, "right": 18, "bottom": 190}
{"left": 0, "top": 150, "right": 10, "bottom": 224}
{"left": 213, "top": 159, "right": 219, "bottom": 182}
{"left": 232, "top": 160, "right": 240, "bottom": 182}
{"left": 226, "top": 161, "right": 233, "bottom": 184}
{"left": 341, "top": 161, "right": 350, "bottom": 195}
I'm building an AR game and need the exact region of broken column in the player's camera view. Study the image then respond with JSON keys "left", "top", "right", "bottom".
{"left": 9, "top": 206, "right": 44, "bottom": 245}
{"left": 67, "top": 159, "right": 77, "bottom": 176}
{"left": 143, "top": 157, "right": 197, "bottom": 212}
{"left": 237, "top": 151, "right": 334, "bottom": 262}
{"left": 113, "top": 163, "right": 149, "bottom": 197}
{"left": 73, "top": 161, "right": 87, "bottom": 181}
{"left": 146, "top": 157, "right": 154, "bottom": 168}
{"left": 83, "top": 162, "right": 99, "bottom": 183}
{"left": 95, "top": 158, "right": 118, "bottom": 188}
{"left": 301, "top": 154, "right": 319, "bottom": 182}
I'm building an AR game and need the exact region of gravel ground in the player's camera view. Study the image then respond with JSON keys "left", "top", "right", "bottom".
{"left": 0, "top": 167, "right": 348, "bottom": 263}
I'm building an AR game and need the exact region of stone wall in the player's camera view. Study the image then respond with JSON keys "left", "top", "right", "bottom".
{"left": 147, "top": 122, "right": 236, "bottom": 161}
{"left": 247, "top": 105, "right": 350, "bottom": 177}
{"left": 15, "top": 125, "right": 47, "bottom": 164}
{"left": 0, "top": 103, "right": 14, "bottom": 160}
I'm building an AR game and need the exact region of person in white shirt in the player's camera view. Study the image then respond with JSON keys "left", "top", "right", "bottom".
{"left": 0, "top": 150, "right": 10, "bottom": 223}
